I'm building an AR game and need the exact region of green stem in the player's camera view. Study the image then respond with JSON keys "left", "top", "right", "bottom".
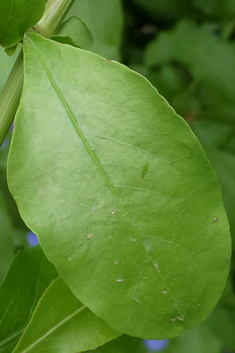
{"left": 34, "top": 0, "right": 75, "bottom": 38}
{"left": 0, "top": 50, "right": 23, "bottom": 146}
{"left": 0, "top": 0, "right": 76, "bottom": 147}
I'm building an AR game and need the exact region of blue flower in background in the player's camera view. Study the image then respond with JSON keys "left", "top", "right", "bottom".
{"left": 144, "top": 339, "right": 169, "bottom": 352}
{"left": 26, "top": 231, "right": 39, "bottom": 247}
{"left": 0, "top": 138, "right": 8, "bottom": 150}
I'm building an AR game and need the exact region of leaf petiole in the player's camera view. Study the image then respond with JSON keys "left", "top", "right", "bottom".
{"left": 0, "top": 49, "right": 23, "bottom": 147}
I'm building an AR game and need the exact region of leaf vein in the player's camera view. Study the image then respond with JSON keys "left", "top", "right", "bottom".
{"left": 16, "top": 306, "right": 86, "bottom": 353}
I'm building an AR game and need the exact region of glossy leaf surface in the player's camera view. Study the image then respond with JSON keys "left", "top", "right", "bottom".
{"left": 0, "top": 246, "right": 57, "bottom": 353}
{"left": 8, "top": 33, "right": 231, "bottom": 338}
{"left": 13, "top": 278, "right": 120, "bottom": 353}
{"left": 0, "top": 0, "right": 47, "bottom": 48}
{"left": 51, "top": 16, "right": 93, "bottom": 49}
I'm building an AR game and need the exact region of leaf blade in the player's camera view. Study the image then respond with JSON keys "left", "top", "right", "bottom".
{"left": 51, "top": 16, "right": 93, "bottom": 49}
{"left": 12, "top": 278, "right": 120, "bottom": 353}
{"left": 0, "top": 0, "right": 47, "bottom": 48}
{"left": 0, "top": 246, "right": 57, "bottom": 353}
{"left": 8, "top": 33, "right": 231, "bottom": 339}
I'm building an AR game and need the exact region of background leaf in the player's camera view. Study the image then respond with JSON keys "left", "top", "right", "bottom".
{"left": 192, "top": 0, "right": 235, "bottom": 19}
{"left": 0, "top": 246, "right": 57, "bottom": 353}
{"left": 0, "top": 0, "right": 47, "bottom": 48}
{"left": 51, "top": 16, "right": 93, "bottom": 49}
{"left": 66, "top": 0, "right": 124, "bottom": 60}
{"left": 132, "top": 0, "right": 190, "bottom": 20}
{"left": 166, "top": 323, "right": 222, "bottom": 353}
{"left": 85, "top": 335, "right": 148, "bottom": 353}
{"left": 0, "top": 190, "right": 15, "bottom": 283}
{"left": 144, "top": 21, "right": 235, "bottom": 124}
{"left": 192, "top": 120, "right": 235, "bottom": 251}
{"left": 8, "top": 33, "right": 231, "bottom": 339}
{"left": 13, "top": 278, "right": 120, "bottom": 353}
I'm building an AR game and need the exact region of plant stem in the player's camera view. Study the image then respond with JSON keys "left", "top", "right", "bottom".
{"left": 34, "top": 0, "right": 75, "bottom": 38}
{"left": 0, "top": 0, "right": 76, "bottom": 147}
{"left": 0, "top": 50, "right": 23, "bottom": 146}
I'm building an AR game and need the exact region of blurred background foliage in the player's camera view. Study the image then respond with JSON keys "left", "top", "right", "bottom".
{"left": 1, "top": 0, "right": 235, "bottom": 352}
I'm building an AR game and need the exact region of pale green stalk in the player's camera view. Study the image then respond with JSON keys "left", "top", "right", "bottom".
{"left": 34, "top": 0, "right": 75, "bottom": 38}
{"left": 0, "top": 50, "right": 23, "bottom": 144}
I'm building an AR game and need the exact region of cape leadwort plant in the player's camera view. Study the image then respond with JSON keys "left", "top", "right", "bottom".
{"left": 0, "top": 0, "right": 231, "bottom": 352}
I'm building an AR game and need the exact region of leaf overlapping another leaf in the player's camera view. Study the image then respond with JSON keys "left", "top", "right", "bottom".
{"left": 12, "top": 278, "right": 120, "bottom": 353}
{"left": 0, "top": 247, "right": 57, "bottom": 353}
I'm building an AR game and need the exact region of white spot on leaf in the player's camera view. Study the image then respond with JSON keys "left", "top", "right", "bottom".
{"left": 37, "top": 187, "right": 46, "bottom": 195}
{"left": 154, "top": 263, "right": 160, "bottom": 271}
{"left": 170, "top": 317, "right": 184, "bottom": 322}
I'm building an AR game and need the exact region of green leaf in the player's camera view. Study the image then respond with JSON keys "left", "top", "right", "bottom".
{"left": 51, "top": 16, "right": 93, "bottom": 50}
{"left": 206, "top": 306, "right": 235, "bottom": 350}
{"left": 192, "top": 0, "right": 235, "bottom": 19}
{"left": 205, "top": 150, "right": 235, "bottom": 251}
{"left": 85, "top": 335, "right": 147, "bottom": 353}
{"left": 192, "top": 120, "right": 235, "bottom": 250}
{"left": 145, "top": 21, "right": 235, "bottom": 124}
{"left": 0, "top": 246, "right": 57, "bottom": 353}
{"left": 8, "top": 33, "right": 231, "bottom": 339}
{"left": 66, "top": 0, "right": 123, "bottom": 60}
{"left": 167, "top": 323, "right": 222, "bottom": 353}
{"left": 0, "top": 161, "right": 28, "bottom": 232}
{"left": 13, "top": 278, "right": 120, "bottom": 353}
{"left": 4, "top": 45, "right": 18, "bottom": 57}
{"left": 146, "top": 64, "right": 187, "bottom": 103}
{"left": 0, "top": 0, "right": 47, "bottom": 48}
{"left": 133, "top": 0, "right": 190, "bottom": 20}
{"left": 0, "top": 190, "right": 14, "bottom": 283}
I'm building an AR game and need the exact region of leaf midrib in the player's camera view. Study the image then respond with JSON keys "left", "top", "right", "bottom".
{"left": 27, "top": 35, "right": 184, "bottom": 321}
